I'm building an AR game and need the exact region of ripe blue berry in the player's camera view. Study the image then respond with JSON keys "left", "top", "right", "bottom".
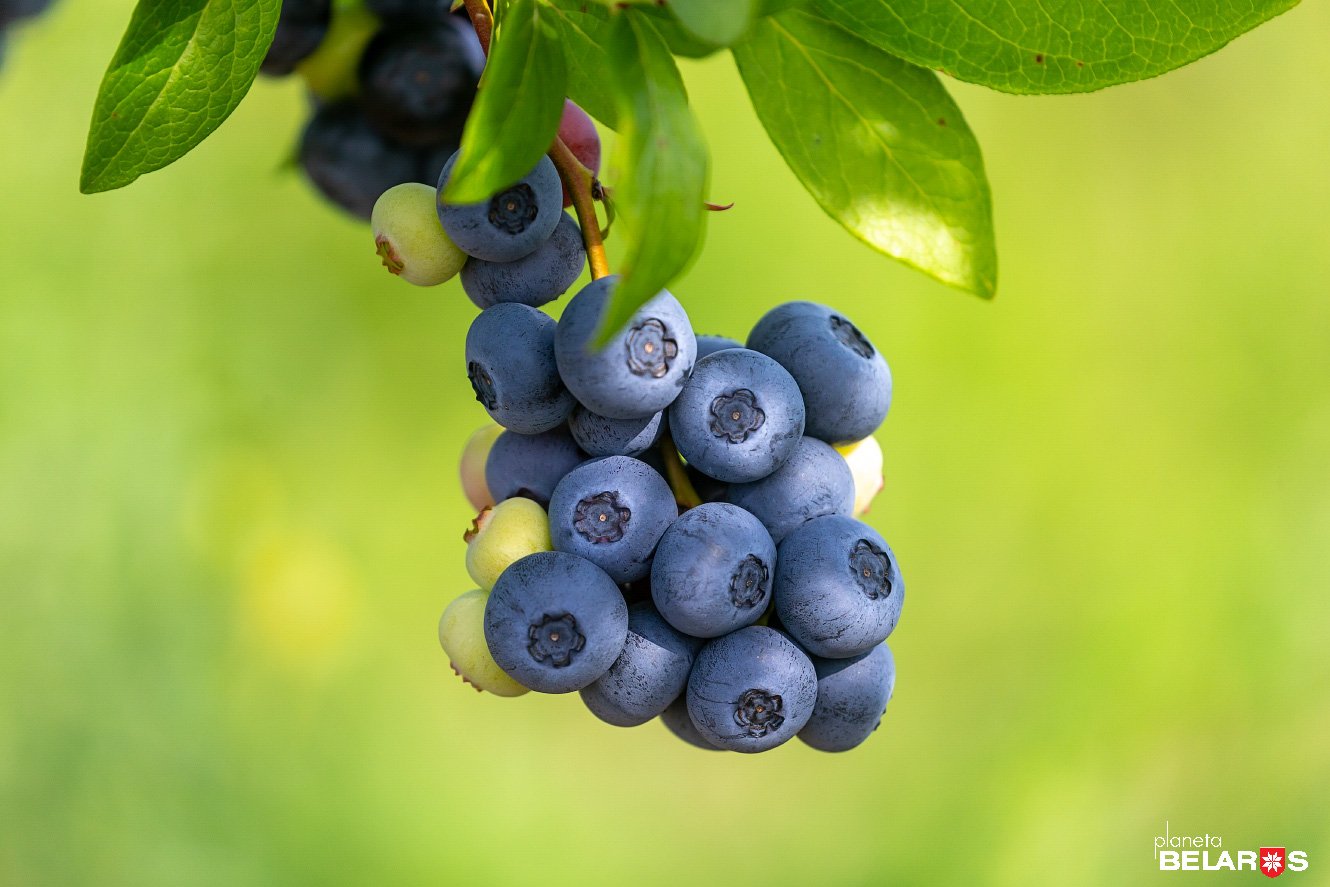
{"left": 358, "top": 22, "right": 477, "bottom": 147}
{"left": 438, "top": 152, "right": 563, "bottom": 262}
{"left": 465, "top": 303, "right": 574, "bottom": 434}
{"left": 580, "top": 603, "right": 701, "bottom": 727}
{"left": 299, "top": 101, "right": 419, "bottom": 220}
{"left": 660, "top": 696, "right": 722, "bottom": 751}
{"left": 668, "top": 348, "right": 805, "bottom": 483}
{"left": 261, "top": 0, "right": 331, "bottom": 76}
{"left": 485, "top": 426, "right": 586, "bottom": 507}
{"left": 650, "top": 503, "right": 776, "bottom": 638}
{"left": 547, "top": 456, "right": 676, "bottom": 584}
{"left": 460, "top": 212, "right": 586, "bottom": 310}
{"left": 747, "top": 302, "right": 892, "bottom": 445}
{"left": 799, "top": 642, "right": 896, "bottom": 752}
{"left": 695, "top": 336, "right": 743, "bottom": 360}
{"left": 725, "top": 436, "right": 854, "bottom": 543}
{"left": 774, "top": 515, "right": 904, "bottom": 658}
{"left": 554, "top": 276, "right": 697, "bottom": 420}
{"left": 568, "top": 405, "right": 666, "bottom": 458}
{"left": 484, "top": 551, "right": 628, "bottom": 693}
{"left": 686, "top": 626, "right": 818, "bottom": 753}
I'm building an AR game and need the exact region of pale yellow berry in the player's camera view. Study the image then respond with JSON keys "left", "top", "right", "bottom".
{"left": 459, "top": 423, "right": 503, "bottom": 512}
{"left": 438, "top": 590, "right": 528, "bottom": 696}
{"left": 371, "top": 183, "right": 467, "bottom": 286}
{"left": 837, "top": 436, "right": 884, "bottom": 517}
{"left": 464, "top": 498, "right": 552, "bottom": 591}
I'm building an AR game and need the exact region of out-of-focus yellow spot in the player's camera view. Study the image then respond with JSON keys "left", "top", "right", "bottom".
{"left": 239, "top": 531, "right": 358, "bottom": 675}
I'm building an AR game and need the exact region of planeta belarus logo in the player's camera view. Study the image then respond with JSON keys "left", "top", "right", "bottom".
{"left": 1153, "top": 823, "right": 1310, "bottom": 875}
{"left": 1261, "top": 848, "right": 1287, "bottom": 878}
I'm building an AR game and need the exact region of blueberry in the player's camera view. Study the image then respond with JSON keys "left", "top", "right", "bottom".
{"left": 547, "top": 456, "right": 676, "bottom": 584}
{"left": 554, "top": 276, "right": 697, "bottom": 420}
{"left": 747, "top": 302, "right": 891, "bottom": 445}
{"left": 580, "top": 602, "right": 702, "bottom": 727}
{"left": 358, "top": 22, "right": 478, "bottom": 147}
{"left": 260, "top": 0, "right": 330, "bottom": 75}
{"left": 686, "top": 626, "right": 817, "bottom": 753}
{"left": 668, "top": 348, "right": 805, "bottom": 484}
{"left": 774, "top": 515, "right": 904, "bottom": 658}
{"left": 725, "top": 436, "right": 854, "bottom": 543}
{"left": 485, "top": 426, "right": 586, "bottom": 507}
{"left": 660, "top": 695, "right": 722, "bottom": 751}
{"left": 650, "top": 503, "right": 776, "bottom": 638}
{"left": 299, "top": 101, "right": 419, "bottom": 220}
{"left": 460, "top": 213, "right": 586, "bottom": 310}
{"left": 437, "top": 153, "right": 564, "bottom": 262}
{"left": 366, "top": 0, "right": 454, "bottom": 24}
{"left": 799, "top": 643, "right": 896, "bottom": 752}
{"left": 484, "top": 551, "right": 628, "bottom": 693}
{"left": 695, "top": 335, "right": 743, "bottom": 360}
{"left": 466, "top": 303, "right": 575, "bottom": 434}
{"left": 569, "top": 405, "right": 666, "bottom": 458}
{"left": 0, "top": 0, "right": 54, "bottom": 27}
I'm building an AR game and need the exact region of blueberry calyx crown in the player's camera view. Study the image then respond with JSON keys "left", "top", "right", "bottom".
{"left": 487, "top": 183, "right": 538, "bottom": 235}
{"left": 624, "top": 318, "right": 678, "bottom": 378}
{"left": 849, "top": 538, "right": 893, "bottom": 600}
{"left": 527, "top": 612, "right": 585, "bottom": 667}
{"left": 467, "top": 361, "right": 498, "bottom": 409}
{"left": 709, "top": 389, "right": 766, "bottom": 443}
{"left": 733, "top": 688, "right": 784, "bottom": 737}
{"left": 729, "top": 555, "right": 769, "bottom": 608}
{"left": 830, "top": 315, "right": 874, "bottom": 359}
{"left": 573, "top": 491, "right": 631, "bottom": 543}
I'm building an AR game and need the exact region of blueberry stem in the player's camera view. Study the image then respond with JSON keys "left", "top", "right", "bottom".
{"left": 460, "top": 0, "right": 612, "bottom": 280}
{"left": 658, "top": 436, "right": 702, "bottom": 510}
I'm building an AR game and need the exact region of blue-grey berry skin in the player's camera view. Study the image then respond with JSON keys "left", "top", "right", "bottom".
{"left": 547, "top": 456, "right": 677, "bottom": 584}
{"left": 460, "top": 213, "right": 586, "bottom": 310}
{"left": 466, "top": 304, "right": 574, "bottom": 434}
{"left": 774, "top": 514, "right": 904, "bottom": 658}
{"left": 580, "top": 603, "right": 702, "bottom": 727}
{"left": 747, "top": 302, "right": 892, "bottom": 445}
{"left": 686, "top": 626, "right": 817, "bottom": 753}
{"left": 485, "top": 427, "right": 586, "bottom": 507}
{"left": 695, "top": 335, "right": 742, "bottom": 360}
{"left": 651, "top": 503, "right": 776, "bottom": 638}
{"left": 554, "top": 276, "right": 697, "bottom": 420}
{"left": 437, "top": 152, "right": 563, "bottom": 262}
{"left": 799, "top": 643, "right": 896, "bottom": 752}
{"left": 569, "top": 405, "right": 666, "bottom": 458}
{"left": 484, "top": 551, "right": 628, "bottom": 693}
{"left": 660, "top": 695, "right": 722, "bottom": 751}
{"left": 668, "top": 348, "right": 805, "bottom": 484}
{"left": 725, "top": 437, "right": 854, "bottom": 543}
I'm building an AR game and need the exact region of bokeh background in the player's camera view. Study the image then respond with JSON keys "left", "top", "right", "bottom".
{"left": 2, "top": 2, "right": 1328, "bottom": 884}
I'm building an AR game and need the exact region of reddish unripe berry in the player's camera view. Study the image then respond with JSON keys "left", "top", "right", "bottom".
{"left": 556, "top": 100, "right": 601, "bottom": 208}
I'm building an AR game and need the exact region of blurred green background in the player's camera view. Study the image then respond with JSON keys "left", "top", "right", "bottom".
{"left": 2, "top": 3, "right": 1328, "bottom": 884}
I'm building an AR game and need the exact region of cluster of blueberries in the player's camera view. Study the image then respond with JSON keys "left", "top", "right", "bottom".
{"left": 434, "top": 157, "right": 902, "bottom": 754}
{"left": 0, "top": 0, "right": 53, "bottom": 66}
{"left": 262, "top": 0, "right": 485, "bottom": 219}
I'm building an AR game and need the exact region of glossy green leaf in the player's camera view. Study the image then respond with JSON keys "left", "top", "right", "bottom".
{"left": 815, "top": 0, "right": 1300, "bottom": 94}
{"left": 542, "top": 0, "right": 620, "bottom": 129}
{"left": 671, "top": 0, "right": 757, "bottom": 47}
{"left": 80, "top": 0, "right": 279, "bottom": 193}
{"left": 445, "top": 0, "right": 566, "bottom": 202}
{"left": 600, "top": 13, "right": 710, "bottom": 341}
{"left": 734, "top": 11, "right": 996, "bottom": 297}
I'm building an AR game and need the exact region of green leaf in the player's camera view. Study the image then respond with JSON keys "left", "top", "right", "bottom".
{"left": 80, "top": 0, "right": 279, "bottom": 194}
{"left": 600, "top": 12, "right": 710, "bottom": 341}
{"left": 542, "top": 0, "right": 620, "bottom": 129}
{"left": 444, "top": 0, "right": 567, "bottom": 202}
{"left": 814, "top": 0, "right": 1300, "bottom": 95}
{"left": 734, "top": 11, "right": 996, "bottom": 298}
{"left": 671, "top": 0, "right": 757, "bottom": 47}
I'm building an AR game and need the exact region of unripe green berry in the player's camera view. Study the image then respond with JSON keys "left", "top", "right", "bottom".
{"left": 297, "top": 0, "right": 380, "bottom": 101}
{"left": 836, "top": 435, "right": 884, "bottom": 517}
{"left": 464, "top": 497, "right": 552, "bottom": 591}
{"left": 438, "top": 590, "right": 528, "bottom": 696}
{"left": 371, "top": 182, "right": 466, "bottom": 286}
{"left": 459, "top": 423, "right": 503, "bottom": 512}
